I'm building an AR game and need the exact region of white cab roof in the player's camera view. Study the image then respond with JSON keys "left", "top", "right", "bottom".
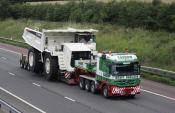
{"left": 98, "top": 53, "right": 138, "bottom": 62}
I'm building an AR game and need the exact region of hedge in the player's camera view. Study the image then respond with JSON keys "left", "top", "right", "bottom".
{"left": 1, "top": 0, "right": 175, "bottom": 32}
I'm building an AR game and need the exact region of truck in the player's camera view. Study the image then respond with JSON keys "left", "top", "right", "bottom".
{"left": 20, "top": 27, "right": 141, "bottom": 98}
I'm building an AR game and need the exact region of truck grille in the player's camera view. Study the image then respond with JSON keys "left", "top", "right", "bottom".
{"left": 117, "top": 79, "right": 139, "bottom": 87}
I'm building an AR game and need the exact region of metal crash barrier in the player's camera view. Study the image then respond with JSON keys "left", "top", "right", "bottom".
{"left": 141, "top": 66, "right": 175, "bottom": 79}
{"left": 0, "top": 99, "right": 22, "bottom": 113}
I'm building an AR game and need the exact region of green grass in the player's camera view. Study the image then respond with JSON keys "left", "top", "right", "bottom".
{"left": 0, "top": 19, "right": 175, "bottom": 72}
{"left": 97, "top": 0, "right": 174, "bottom": 3}
{"left": 0, "top": 38, "right": 29, "bottom": 48}
{"left": 29, "top": 0, "right": 175, "bottom": 4}
{"left": 142, "top": 72, "right": 175, "bottom": 86}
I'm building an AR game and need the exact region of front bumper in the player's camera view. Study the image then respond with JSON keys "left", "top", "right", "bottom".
{"left": 110, "top": 85, "right": 141, "bottom": 96}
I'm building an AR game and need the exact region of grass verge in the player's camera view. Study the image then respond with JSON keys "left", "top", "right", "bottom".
{"left": 142, "top": 72, "right": 175, "bottom": 86}
{"left": 0, "top": 38, "right": 29, "bottom": 49}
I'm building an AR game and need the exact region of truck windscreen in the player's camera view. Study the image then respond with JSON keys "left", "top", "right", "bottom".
{"left": 111, "top": 63, "right": 140, "bottom": 76}
{"left": 75, "top": 34, "right": 96, "bottom": 43}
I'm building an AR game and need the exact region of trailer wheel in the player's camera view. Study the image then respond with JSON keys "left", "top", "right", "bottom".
{"left": 28, "top": 48, "right": 41, "bottom": 73}
{"left": 90, "top": 81, "right": 96, "bottom": 94}
{"left": 79, "top": 77, "right": 85, "bottom": 90}
{"left": 85, "top": 79, "right": 90, "bottom": 92}
{"left": 44, "top": 53, "right": 58, "bottom": 81}
{"left": 102, "top": 85, "right": 109, "bottom": 98}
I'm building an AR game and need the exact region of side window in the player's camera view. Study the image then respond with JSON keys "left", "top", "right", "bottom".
{"left": 92, "top": 35, "right": 96, "bottom": 43}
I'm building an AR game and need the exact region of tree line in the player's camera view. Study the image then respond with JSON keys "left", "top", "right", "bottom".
{"left": 1, "top": 0, "right": 175, "bottom": 32}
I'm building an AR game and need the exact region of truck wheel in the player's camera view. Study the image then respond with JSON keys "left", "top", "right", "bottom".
{"left": 102, "top": 85, "right": 109, "bottom": 98}
{"left": 129, "top": 95, "right": 135, "bottom": 98}
{"left": 24, "top": 63, "right": 28, "bottom": 70}
{"left": 28, "top": 48, "right": 41, "bottom": 73}
{"left": 85, "top": 79, "right": 90, "bottom": 92}
{"left": 27, "top": 63, "right": 30, "bottom": 71}
{"left": 90, "top": 81, "right": 96, "bottom": 94}
{"left": 20, "top": 60, "right": 24, "bottom": 68}
{"left": 79, "top": 77, "right": 85, "bottom": 90}
{"left": 44, "top": 53, "right": 58, "bottom": 81}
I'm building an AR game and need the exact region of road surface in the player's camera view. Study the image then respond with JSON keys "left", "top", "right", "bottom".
{"left": 0, "top": 43, "right": 175, "bottom": 113}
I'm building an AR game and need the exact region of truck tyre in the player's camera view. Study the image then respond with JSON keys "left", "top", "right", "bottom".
{"left": 90, "top": 81, "right": 96, "bottom": 94}
{"left": 28, "top": 48, "right": 41, "bottom": 73}
{"left": 24, "top": 63, "right": 29, "bottom": 70}
{"left": 20, "top": 60, "right": 24, "bottom": 68}
{"left": 129, "top": 94, "right": 135, "bottom": 98}
{"left": 79, "top": 77, "right": 85, "bottom": 90}
{"left": 44, "top": 53, "right": 58, "bottom": 81}
{"left": 85, "top": 79, "right": 90, "bottom": 92}
{"left": 102, "top": 85, "right": 109, "bottom": 98}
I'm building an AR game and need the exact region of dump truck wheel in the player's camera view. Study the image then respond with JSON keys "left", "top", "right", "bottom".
{"left": 102, "top": 85, "right": 109, "bottom": 98}
{"left": 24, "top": 63, "right": 28, "bottom": 70}
{"left": 20, "top": 60, "right": 24, "bottom": 68}
{"left": 44, "top": 53, "right": 58, "bottom": 81}
{"left": 28, "top": 48, "right": 41, "bottom": 73}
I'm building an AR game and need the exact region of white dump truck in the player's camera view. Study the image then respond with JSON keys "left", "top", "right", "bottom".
{"left": 20, "top": 27, "right": 141, "bottom": 98}
{"left": 20, "top": 27, "right": 98, "bottom": 81}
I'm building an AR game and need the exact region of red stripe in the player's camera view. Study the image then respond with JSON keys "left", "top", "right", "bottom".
{"left": 64, "top": 72, "right": 70, "bottom": 78}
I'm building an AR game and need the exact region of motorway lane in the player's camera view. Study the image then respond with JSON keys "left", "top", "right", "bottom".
{"left": 0, "top": 111, "right": 4, "bottom": 113}
{"left": 0, "top": 45, "right": 175, "bottom": 113}
{"left": 0, "top": 49, "right": 100, "bottom": 113}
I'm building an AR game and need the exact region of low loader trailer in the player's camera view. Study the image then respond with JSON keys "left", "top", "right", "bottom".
{"left": 20, "top": 27, "right": 141, "bottom": 98}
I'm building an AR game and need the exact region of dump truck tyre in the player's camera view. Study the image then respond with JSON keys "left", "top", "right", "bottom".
{"left": 28, "top": 48, "right": 41, "bottom": 73}
{"left": 20, "top": 60, "right": 24, "bottom": 68}
{"left": 44, "top": 53, "right": 58, "bottom": 81}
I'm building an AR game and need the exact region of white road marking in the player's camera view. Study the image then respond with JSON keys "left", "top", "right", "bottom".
{"left": 32, "top": 83, "right": 41, "bottom": 87}
{"left": 1, "top": 57, "right": 7, "bottom": 60}
{"left": 141, "top": 89, "right": 175, "bottom": 101}
{"left": 0, "top": 47, "right": 21, "bottom": 55}
{"left": 0, "top": 86, "right": 46, "bottom": 113}
{"left": 8, "top": 72, "right": 15, "bottom": 76}
{"left": 64, "top": 97, "right": 76, "bottom": 102}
